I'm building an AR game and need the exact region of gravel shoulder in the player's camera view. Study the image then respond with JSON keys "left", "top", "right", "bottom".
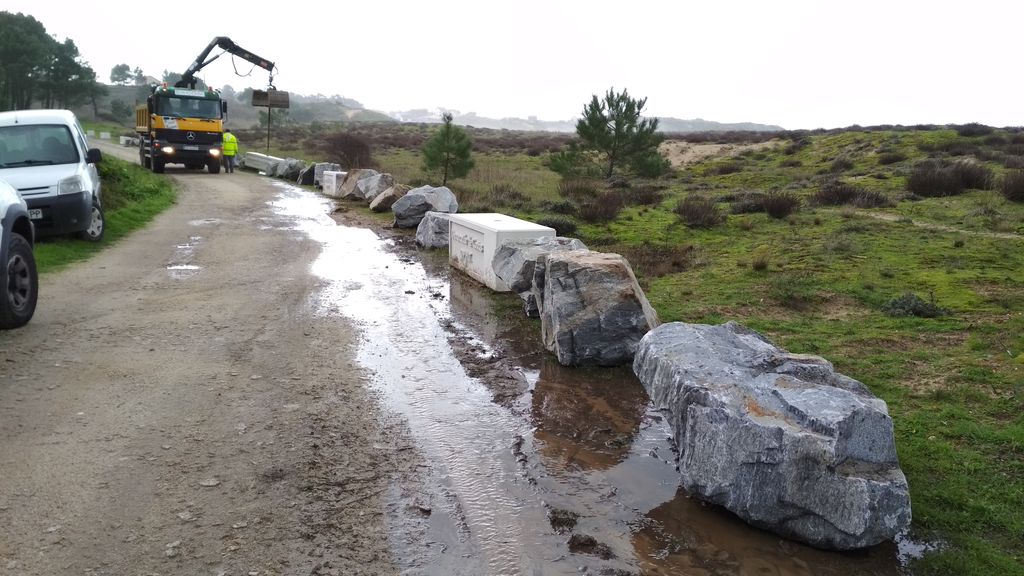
{"left": 0, "top": 144, "right": 415, "bottom": 576}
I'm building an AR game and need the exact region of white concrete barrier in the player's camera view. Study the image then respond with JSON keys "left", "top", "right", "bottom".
{"left": 321, "top": 171, "right": 346, "bottom": 198}
{"left": 87, "top": 129, "right": 95, "bottom": 136}
{"left": 448, "top": 213, "right": 556, "bottom": 292}
{"left": 242, "top": 151, "right": 285, "bottom": 174}
{"left": 119, "top": 136, "right": 132, "bottom": 146}
{"left": 99, "top": 132, "right": 111, "bottom": 140}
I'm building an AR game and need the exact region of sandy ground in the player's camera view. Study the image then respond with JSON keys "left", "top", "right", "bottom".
{"left": 658, "top": 139, "right": 780, "bottom": 169}
{"left": 0, "top": 142, "right": 417, "bottom": 576}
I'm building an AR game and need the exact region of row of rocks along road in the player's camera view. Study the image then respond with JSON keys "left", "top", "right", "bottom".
{"left": 0, "top": 140, "right": 913, "bottom": 576}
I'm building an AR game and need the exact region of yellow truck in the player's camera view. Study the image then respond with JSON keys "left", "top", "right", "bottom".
{"left": 135, "top": 37, "right": 274, "bottom": 174}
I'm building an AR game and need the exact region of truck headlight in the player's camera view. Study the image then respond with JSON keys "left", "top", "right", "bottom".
{"left": 58, "top": 175, "right": 84, "bottom": 195}
{"left": 163, "top": 146, "right": 175, "bottom": 155}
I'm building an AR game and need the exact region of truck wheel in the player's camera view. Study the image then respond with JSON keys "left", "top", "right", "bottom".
{"left": 207, "top": 159, "right": 221, "bottom": 174}
{"left": 152, "top": 157, "right": 164, "bottom": 173}
{"left": 140, "top": 140, "right": 151, "bottom": 169}
{"left": 77, "top": 201, "right": 105, "bottom": 243}
{"left": 1, "top": 233, "right": 38, "bottom": 329}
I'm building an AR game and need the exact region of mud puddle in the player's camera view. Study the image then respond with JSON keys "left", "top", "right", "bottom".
{"left": 269, "top": 182, "right": 914, "bottom": 575}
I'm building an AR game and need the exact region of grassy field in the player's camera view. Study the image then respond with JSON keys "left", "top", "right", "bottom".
{"left": 33, "top": 155, "right": 176, "bottom": 271}
{"left": 360, "top": 125, "right": 1022, "bottom": 575}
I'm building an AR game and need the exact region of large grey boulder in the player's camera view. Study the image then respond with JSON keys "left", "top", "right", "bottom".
{"left": 541, "top": 251, "right": 659, "bottom": 366}
{"left": 633, "top": 321, "right": 911, "bottom": 550}
{"left": 392, "top": 185, "right": 459, "bottom": 228}
{"left": 355, "top": 172, "right": 395, "bottom": 202}
{"left": 415, "top": 211, "right": 452, "bottom": 248}
{"left": 492, "top": 237, "right": 588, "bottom": 317}
{"left": 338, "top": 169, "right": 378, "bottom": 200}
{"left": 277, "top": 158, "right": 305, "bottom": 181}
{"left": 369, "top": 184, "right": 411, "bottom": 213}
{"left": 313, "top": 162, "right": 343, "bottom": 188}
{"left": 297, "top": 164, "right": 315, "bottom": 186}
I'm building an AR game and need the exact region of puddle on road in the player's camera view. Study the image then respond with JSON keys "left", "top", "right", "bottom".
{"left": 166, "top": 235, "right": 203, "bottom": 279}
{"left": 269, "top": 182, "right": 914, "bottom": 575}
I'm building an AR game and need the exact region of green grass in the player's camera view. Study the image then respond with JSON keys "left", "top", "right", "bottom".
{"left": 33, "top": 156, "right": 176, "bottom": 271}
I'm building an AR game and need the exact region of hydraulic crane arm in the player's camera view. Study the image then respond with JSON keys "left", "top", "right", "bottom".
{"left": 175, "top": 36, "right": 275, "bottom": 89}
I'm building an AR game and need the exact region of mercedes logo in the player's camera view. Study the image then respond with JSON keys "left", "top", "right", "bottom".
{"left": 186, "top": 132, "right": 196, "bottom": 141}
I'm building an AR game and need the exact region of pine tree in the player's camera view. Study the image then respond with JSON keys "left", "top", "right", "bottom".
{"left": 575, "top": 88, "right": 668, "bottom": 178}
{"left": 422, "top": 112, "right": 474, "bottom": 186}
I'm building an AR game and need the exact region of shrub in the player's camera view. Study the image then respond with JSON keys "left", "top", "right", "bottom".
{"left": 982, "top": 133, "right": 1008, "bottom": 146}
{"left": 954, "top": 123, "right": 994, "bottom": 137}
{"left": 538, "top": 199, "right": 577, "bottom": 215}
{"left": 578, "top": 191, "right": 625, "bottom": 222}
{"left": 557, "top": 179, "right": 599, "bottom": 202}
{"left": 767, "top": 273, "right": 818, "bottom": 310}
{"left": 674, "top": 195, "right": 725, "bottom": 228}
{"left": 1004, "top": 156, "right": 1024, "bottom": 169}
{"left": 729, "top": 191, "right": 766, "bottom": 214}
{"left": 907, "top": 160, "right": 965, "bottom": 197}
{"left": 535, "top": 216, "right": 577, "bottom": 237}
{"left": 813, "top": 179, "right": 862, "bottom": 205}
{"left": 624, "top": 185, "right": 665, "bottom": 206}
{"left": 1000, "top": 170, "right": 1024, "bottom": 202}
{"left": 762, "top": 192, "right": 801, "bottom": 219}
{"left": 854, "top": 189, "right": 894, "bottom": 208}
{"left": 823, "top": 233, "right": 855, "bottom": 254}
{"left": 784, "top": 138, "right": 810, "bottom": 155}
{"left": 950, "top": 159, "right": 994, "bottom": 190}
{"left": 779, "top": 158, "right": 803, "bottom": 167}
{"left": 708, "top": 161, "right": 743, "bottom": 175}
{"left": 490, "top": 183, "right": 531, "bottom": 209}
{"left": 617, "top": 243, "right": 703, "bottom": 278}
{"left": 319, "top": 132, "right": 374, "bottom": 168}
{"left": 829, "top": 157, "right": 854, "bottom": 173}
{"left": 882, "top": 292, "right": 949, "bottom": 318}
{"left": 750, "top": 245, "right": 771, "bottom": 271}
{"left": 877, "top": 151, "right": 907, "bottom": 165}
{"left": 631, "top": 151, "right": 672, "bottom": 178}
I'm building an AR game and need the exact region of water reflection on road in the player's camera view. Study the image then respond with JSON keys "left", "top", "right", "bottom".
{"left": 270, "top": 182, "right": 908, "bottom": 575}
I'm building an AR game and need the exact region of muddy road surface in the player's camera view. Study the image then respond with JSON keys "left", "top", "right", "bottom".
{"left": 1, "top": 142, "right": 916, "bottom": 575}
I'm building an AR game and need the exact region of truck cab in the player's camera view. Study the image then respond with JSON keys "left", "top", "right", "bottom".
{"left": 136, "top": 85, "right": 226, "bottom": 174}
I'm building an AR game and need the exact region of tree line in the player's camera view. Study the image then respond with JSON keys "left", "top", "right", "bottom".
{"left": 0, "top": 11, "right": 106, "bottom": 111}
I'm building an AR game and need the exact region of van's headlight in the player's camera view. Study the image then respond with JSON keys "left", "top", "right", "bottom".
{"left": 209, "top": 149, "right": 221, "bottom": 157}
{"left": 163, "top": 146, "right": 175, "bottom": 155}
{"left": 58, "top": 175, "right": 84, "bottom": 195}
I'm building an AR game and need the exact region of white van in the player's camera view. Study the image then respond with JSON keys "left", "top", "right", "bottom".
{"left": 0, "top": 110, "right": 105, "bottom": 242}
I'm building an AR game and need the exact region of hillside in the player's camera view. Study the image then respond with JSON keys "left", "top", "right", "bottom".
{"left": 390, "top": 108, "right": 782, "bottom": 133}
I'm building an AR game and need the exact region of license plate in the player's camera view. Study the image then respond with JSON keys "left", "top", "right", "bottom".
{"left": 28, "top": 209, "right": 43, "bottom": 220}
{"left": 183, "top": 145, "right": 199, "bottom": 151}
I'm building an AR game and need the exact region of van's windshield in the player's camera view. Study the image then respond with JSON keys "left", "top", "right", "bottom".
{"left": 0, "top": 124, "right": 79, "bottom": 168}
{"left": 156, "top": 96, "right": 221, "bottom": 119}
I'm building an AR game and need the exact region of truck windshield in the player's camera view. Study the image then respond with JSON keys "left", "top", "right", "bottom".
{"left": 156, "top": 96, "right": 221, "bottom": 119}
{"left": 0, "top": 124, "right": 79, "bottom": 168}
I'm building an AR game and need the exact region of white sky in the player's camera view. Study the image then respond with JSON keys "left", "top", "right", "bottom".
{"left": 6, "top": 0, "right": 1021, "bottom": 129}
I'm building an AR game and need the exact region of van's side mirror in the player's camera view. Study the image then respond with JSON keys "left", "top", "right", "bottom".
{"left": 86, "top": 148, "right": 102, "bottom": 164}
{"left": 222, "top": 101, "right": 228, "bottom": 114}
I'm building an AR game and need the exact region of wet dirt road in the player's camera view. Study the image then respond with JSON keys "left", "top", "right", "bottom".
{"left": 1, "top": 142, "right": 916, "bottom": 575}
{"left": 0, "top": 144, "right": 415, "bottom": 576}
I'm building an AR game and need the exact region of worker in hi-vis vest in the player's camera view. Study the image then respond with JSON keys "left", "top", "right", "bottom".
{"left": 222, "top": 129, "right": 238, "bottom": 173}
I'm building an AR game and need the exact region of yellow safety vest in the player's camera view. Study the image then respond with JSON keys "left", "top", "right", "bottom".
{"left": 222, "top": 132, "right": 238, "bottom": 156}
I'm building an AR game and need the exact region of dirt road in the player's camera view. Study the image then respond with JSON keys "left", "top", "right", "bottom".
{"left": 0, "top": 143, "right": 415, "bottom": 575}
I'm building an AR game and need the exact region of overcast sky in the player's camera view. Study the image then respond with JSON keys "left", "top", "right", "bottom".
{"left": 6, "top": 0, "right": 1021, "bottom": 129}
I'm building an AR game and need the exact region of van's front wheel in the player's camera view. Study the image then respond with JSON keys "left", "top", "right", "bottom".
{"left": 77, "top": 201, "right": 105, "bottom": 243}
